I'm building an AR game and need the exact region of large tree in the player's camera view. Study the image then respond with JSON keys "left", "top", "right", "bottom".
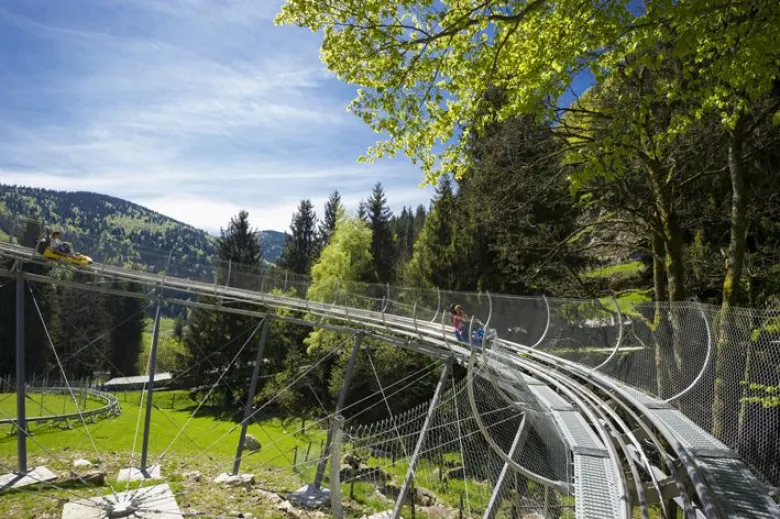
{"left": 278, "top": 199, "right": 318, "bottom": 275}
{"left": 318, "top": 190, "right": 343, "bottom": 250}
{"left": 184, "top": 211, "right": 265, "bottom": 409}
{"left": 367, "top": 182, "right": 396, "bottom": 283}
{"left": 106, "top": 282, "right": 147, "bottom": 378}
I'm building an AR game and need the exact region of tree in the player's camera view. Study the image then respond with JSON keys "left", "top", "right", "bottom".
{"left": 276, "top": 0, "right": 780, "bottom": 189}
{"left": 106, "top": 282, "right": 146, "bottom": 378}
{"left": 173, "top": 311, "right": 185, "bottom": 342}
{"left": 403, "top": 176, "right": 457, "bottom": 289}
{"left": 278, "top": 199, "right": 318, "bottom": 275}
{"left": 367, "top": 182, "right": 396, "bottom": 283}
{"left": 318, "top": 190, "right": 343, "bottom": 250}
{"left": 184, "top": 211, "right": 265, "bottom": 408}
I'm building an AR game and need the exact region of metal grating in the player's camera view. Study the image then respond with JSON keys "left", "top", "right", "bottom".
{"left": 531, "top": 385, "right": 575, "bottom": 411}
{"left": 652, "top": 409, "right": 732, "bottom": 454}
{"left": 574, "top": 454, "right": 622, "bottom": 519}
{"left": 695, "top": 457, "right": 780, "bottom": 519}
{"left": 554, "top": 411, "right": 607, "bottom": 453}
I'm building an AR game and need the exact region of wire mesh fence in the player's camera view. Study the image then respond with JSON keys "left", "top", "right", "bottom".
{"left": 1, "top": 214, "right": 779, "bottom": 512}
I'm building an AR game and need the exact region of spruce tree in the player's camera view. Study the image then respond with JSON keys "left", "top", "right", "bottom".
{"left": 367, "top": 182, "right": 396, "bottom": 283}
{"left": 184, "top": 211, "right": 265, "bottom": 408}
{"left": 278, "top": 199, "right": 318, "bottom": 275}
{"left": 106, "top": 282, "right": 146, "bottom": 378}
{"left": 318, "top": 190, "right": 342, "bottom": 249}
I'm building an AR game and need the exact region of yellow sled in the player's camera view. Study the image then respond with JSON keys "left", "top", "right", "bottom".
{"left": 37, "top": 239, "right": 93, "bottom": 266}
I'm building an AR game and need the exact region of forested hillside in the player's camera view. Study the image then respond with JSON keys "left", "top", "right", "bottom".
{"left": 0, "top": 184, "right": 286, "bottom": 268}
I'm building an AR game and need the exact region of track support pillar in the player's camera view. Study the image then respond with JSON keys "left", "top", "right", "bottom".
{"left": 482, "top": 417, "right": 530, "bottom": 519}
{"left": 233, "top": 319, "right": 270, "bottom": 475}
{"left": 391, "top": 358, "right": 452, "bottom": 519}
{"left": 15, "top": 274, "right": 27, "bottom": 474}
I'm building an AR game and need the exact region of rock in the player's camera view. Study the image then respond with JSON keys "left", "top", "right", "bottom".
{"left": 276, "top": 500, "right": 302, "bottom": 518}
{"left": 342, "top": 451, "right": 362, "bottom": 469}
{"left": 360, "top": 512, "right": 397, "bottom": 519}
{"left": 214, "top": 473, "right": 255, "bottom": 486}
{"left": 183, "top": 471, "right": 202, "bottom": 482}
{"left": 243, "top": 434, "right": 261, "bottom": 453}
{"left": 256, "top": 488, "right": 284, "bottom": 506}
{"left": 445, "top": 466, "right": 465, "bottom": 479}
{"left": 413, "top": 487, "right": 436, "bottom": 507}
{"left": 69, "top": 471, "right": 105, "bottom": 486}
{"left": 73, "top": 459, "right": 93, "bottom": 468}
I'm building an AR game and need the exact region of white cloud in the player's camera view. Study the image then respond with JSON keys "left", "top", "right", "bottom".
{"left": 0, "top": 1, "right": 432, "bottom": 233}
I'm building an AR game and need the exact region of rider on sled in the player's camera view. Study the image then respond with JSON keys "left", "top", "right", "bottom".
{"left": 449, "top": 304, "right": 470, "bottom": 342}
{"left": 449, "top": 303, "right": 496, "bottom": 347}
{"left": 50, "top": 229, "right": 73, "bottom": 256}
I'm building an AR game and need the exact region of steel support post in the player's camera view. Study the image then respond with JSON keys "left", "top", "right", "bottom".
{"left": 312, "top": 332, "right": 363, "bottom": 490}
{"left": 329, "top": 414, "right": 346, "bottom": 519}
{"left": 140, "top": 297, "right": 162, "bottom": 473}
{"left": 233, "top": 319, "right": 270, "bottom": 475}
{"left": 15, "top": 274, "right": 27, "bottom": 474}
{"left": 482, "top": 417, "right": 530, "bottom": 519}
{"left": 391, "top": 358, "right": 452, "bottom": 519}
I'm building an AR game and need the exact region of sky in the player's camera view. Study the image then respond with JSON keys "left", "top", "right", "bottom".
{"left": 0, "top": 0, "right": 436, "bottom": 233}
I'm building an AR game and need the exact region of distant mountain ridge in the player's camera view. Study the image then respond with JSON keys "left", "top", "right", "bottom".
{"left": 0, "top": 184, "right": 286, "bottom": 265}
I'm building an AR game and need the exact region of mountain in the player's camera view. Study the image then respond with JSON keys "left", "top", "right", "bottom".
{"left": 0, "top": 185, "right": 286, "bottom": 271}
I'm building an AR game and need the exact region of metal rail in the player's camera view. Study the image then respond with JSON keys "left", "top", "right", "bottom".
{"left": 1, "top": 242, "right": 777, "bottom": 518}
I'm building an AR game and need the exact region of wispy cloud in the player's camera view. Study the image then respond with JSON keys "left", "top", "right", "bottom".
{"left": 0, "top": 0, "right": 431, "bottom": 232}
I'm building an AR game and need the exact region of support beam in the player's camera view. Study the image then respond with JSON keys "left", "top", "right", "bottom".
{"left": 15, "top": 274, "right": 27, "bottom": 474}
{"left": 140, "top": 297, "right": 162, "bottom": 475}
{"left": 483, "top": 417, "right": 530, "bottom": 519}
{"left": 329, "top": 415, "right": 345, "bottom": 519}
{"left": 391, "top": 358, "right": 452, "bottom": 519}
{"left": 313, "top": 332, "right": 363, "bottom": 490}
{"left": 233, "top": 319, "right": 270, "bottom": 475}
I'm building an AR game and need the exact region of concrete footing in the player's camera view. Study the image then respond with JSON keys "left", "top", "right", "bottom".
{"left": 0, "top": 466, "right": 56, "bottom": 490}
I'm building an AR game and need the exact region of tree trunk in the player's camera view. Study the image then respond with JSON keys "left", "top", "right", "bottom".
{"left": 652, "top": 231, "right": 667, "bottom": 302}
{"left": 644, "top": 159, "right": 686, "bottom": 302}
{"left": 712, "top": 120, "right": 749, "bottom": 440}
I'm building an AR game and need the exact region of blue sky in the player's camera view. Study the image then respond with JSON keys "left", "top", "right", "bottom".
{"left": 0, "top": 0, "right": 436, "bottom": 233}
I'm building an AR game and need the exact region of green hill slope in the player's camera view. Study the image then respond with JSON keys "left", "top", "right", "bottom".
{"left": 0, "top": 185, "right": 286, "bottom": 276}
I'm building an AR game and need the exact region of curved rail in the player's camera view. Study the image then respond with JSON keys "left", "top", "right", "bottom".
{"left": 1, "top": 242, "right": 777, "bottom": 519}
{"left": 0, "top": 387, "right": 120, "bottom": 427}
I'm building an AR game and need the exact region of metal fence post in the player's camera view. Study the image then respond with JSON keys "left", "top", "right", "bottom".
{"left": 233, "top": 318, "right": 270, "bottom": 475}
{"left": 312, "top": 333, "right": 363, "bottom": 490}
{"left": 391, "top": 358, "right": 452, "bottom": 519}
{"left": 329, "top": 414, "right": 346, "bottom": 519}
{"left": 139, "top": 296, "right": 162, "bottom": 474}
{"left": 15, "top": 274, "right": 27, "bottom": 474}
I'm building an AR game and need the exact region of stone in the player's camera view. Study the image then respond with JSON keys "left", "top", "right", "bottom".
{"left": 445, "top": 466, "right": 465, "bottom": 479}
{"left": 214, "top": 473, "right": 255, "bottom": 486}
{"left": 183, "top": 471, "right": 202, "bottom": 482}
{"left": 73, "top": 459, "right": 93, "bottom": 468}
{"left": 276, "top": 500, "right": 302, "bottom": 518}
{"left": 413, "top": 487, "right": 436, "bottom": 507}
{"left": 342, "top": 451, "right": 362, "bottom": 469}
{"left": 256, "top": 488, "right": 284, "bottom": 505}
{"left": 243, "top": 434, "right": 261, "bottom": 452}
{"left": 339, "top": 464, "right": 354, "bottom": 480}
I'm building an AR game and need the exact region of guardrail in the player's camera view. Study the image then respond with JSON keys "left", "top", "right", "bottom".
{"left": 1, "top": 386, "right": 121, "bottom": 430}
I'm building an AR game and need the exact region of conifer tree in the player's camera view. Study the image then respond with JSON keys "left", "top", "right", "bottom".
{"left": 278, "top": 199, "right": 318, "bottom": 275}
{"left": 106, "top": 282, "right": 146, "bottom": 378}
{"left": 318, "top": 190, "right": 342, "bottom": 249}
{"left": 367, "top": 182, "right": 395, "bottom": 283}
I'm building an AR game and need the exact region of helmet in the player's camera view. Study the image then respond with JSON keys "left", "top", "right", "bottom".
{"left": 449, "top": 304, "right": 456, "bottom": 314}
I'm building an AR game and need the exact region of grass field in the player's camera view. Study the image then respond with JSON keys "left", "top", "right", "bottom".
{"left": 0, "top": 392, "right": 104, "bottom": 420}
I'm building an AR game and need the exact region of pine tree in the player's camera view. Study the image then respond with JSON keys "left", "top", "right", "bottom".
{"left": 356, "top": 199, "right": 368, "bottom": 221}
{"left": 403, "top": 177, "right": 457, "bottom": 289}
{"left": 184, "top": 211, "right": 265, "bottom": 408}
{"left": 367, "top": 182, "right": 396, "bottom": 283}
{"left": 106, "top": 282, "right": 146, "bottom": 378}
{"left": 278, "top": 199, "right": 318, "bottom": 275}
{"left": 173, "top": 311, "right": 185, "bottom": 342}
{"left": 318, "top": 190, "right": 342, "bottom": 250}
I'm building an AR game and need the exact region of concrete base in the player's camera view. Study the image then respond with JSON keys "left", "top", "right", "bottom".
{"left": 0, "top": 466, "right": 56, "bottom": 490}
{"left": 62, "top": 483, "right": 182, "bottom": 518}
{"left": 117, "top": 464, "right": 162, "bottom": 482}
{"left": 287, "top": 484, "right": 330, "bottom": 509}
